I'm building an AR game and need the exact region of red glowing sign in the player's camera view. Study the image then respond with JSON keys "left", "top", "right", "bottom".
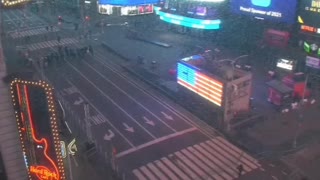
{"left": 10, "top": 80, "right": 65, "bottom": 180}
{"left": 30, "top": 166, "right": 58, "bottom": 180}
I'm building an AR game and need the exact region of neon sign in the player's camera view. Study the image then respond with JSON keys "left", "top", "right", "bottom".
{"left": 299, "top": 0, "right": 320, "bottom": 35}
{"left": 177, "top": 62, "right": 223, "bottom": 106}
{"left": 30, "top": 166, "right": 58, "bottom": 180}
{"left": 10, "top": 80, "right": 66, "bottom": 180}
{"left": 157, "top": 11, "right": 221, "bottom": 30}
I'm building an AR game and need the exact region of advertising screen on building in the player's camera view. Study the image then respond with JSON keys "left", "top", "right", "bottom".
{"left": 10, "top": 80, "right": 65, "bottom": 180}
{"left": 99, "top": 0, "right": 158, "bottom": 6}
{"left": 306, "top": 56, "right": 320, "bottom": 69}
{"left": 298, "top": 0, "right": 320, "bottom": 34}
{"left": 177, "top": 62, "right": 223, "bottom": 107}
{"left": 276, "top": 59, "right": 294, "bottom": 71}
{"left": 231, "top": 0, "right": 297, "bottom": 24}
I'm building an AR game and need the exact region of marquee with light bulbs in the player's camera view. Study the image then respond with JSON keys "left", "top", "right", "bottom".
{"left": 1, "top": 0, "right": 30, "bottom": 7}
{"left": 10, "top": 79, "right": 65, "bottom": 180}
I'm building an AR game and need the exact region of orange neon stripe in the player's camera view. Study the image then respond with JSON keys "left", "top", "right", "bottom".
{"left": 196, "top": 75, "right": 223, "bottom": 92}
{"left": 178, "top": 78, "right": 223, "bottom": 102}
{"left": 178, "top": 80, "right": 222, "bottom": 106}
{"left": 194, "top": 82, "right": 222, "bottom": 97}
{"left": 23, "top": 85, "right": 60, "bottom": 180}
{"left": 196, "top": 73, "right": 223, "bottom": 87}
{"left": 16, "top": 84, "right": 22, "bottom": 106}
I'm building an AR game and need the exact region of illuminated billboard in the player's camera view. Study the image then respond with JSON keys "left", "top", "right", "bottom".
{"left": 298, "top": 0, "right": 320, "bottom": 34}
{"left": 231, "top": 0, "right": 297, "bottom": 24}
{"left": 10, "top": 79, "right": 65, "bottom": 180}
{"left": 158, "top": 11, "right": 221, "bottom": 29}
{"left": 177, "top": 62, "right": 223, "bottom": 106}
{"left": 98, "top": 0, "right": 158, "bottom": 6}
{"left": 1, "top": 0, "right": 30, "bottom": 7}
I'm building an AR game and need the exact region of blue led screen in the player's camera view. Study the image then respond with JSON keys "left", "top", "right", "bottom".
{"left": 231, "top": 0, "right": 297, "bottom": 24}
{"left": 99, "top": 0, "right": 158, "bottom": 6}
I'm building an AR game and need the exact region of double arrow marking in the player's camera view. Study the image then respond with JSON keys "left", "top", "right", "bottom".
{"left": 73, "top": 97, "right": 83, "bottom": 105}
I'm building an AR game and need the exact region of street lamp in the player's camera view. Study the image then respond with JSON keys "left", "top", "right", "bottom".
{"left": 216, "top": 54, "right": 249, "bottom": 81}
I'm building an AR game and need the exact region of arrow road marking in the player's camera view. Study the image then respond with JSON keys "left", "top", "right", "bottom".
{"left": 104, "top": 130, "right": 115, "bottom": 141}
{"left": 161, "top": 112, "right": 173, "bottom": 120}
{"left": 123, "top": 123, "right": 134, "bottom": 133}
{"left": 73, "top": 97, "right": 83, "bottom": 105}
{"left": 143, "top": 116, "right": 155, "bottom": 126}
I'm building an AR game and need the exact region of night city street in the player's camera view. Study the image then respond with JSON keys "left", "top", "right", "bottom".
{"left": 1, "top": 0, "right": 320, "bottom": 180}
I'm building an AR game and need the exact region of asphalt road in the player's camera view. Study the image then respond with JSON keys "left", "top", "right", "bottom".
{"left": 1, "top": 7, "right": 296, "bottom": 180}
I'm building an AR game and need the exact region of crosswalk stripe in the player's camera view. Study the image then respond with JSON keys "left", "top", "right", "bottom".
{"left": 174, "top": 151, "right": 208, "bottom": 180}
{"left": 211, "top": 138, "right": 258, "bottom": 170}
{"left": 133, "top": 169, "right": 148, "bottom": 180}
{"left": 186, "top": 146, "right": 225, "bottom": 180}
{"left": 181, "top": 149, "right": 216, "bottom": 180}
{"left": 147, "top": 163, "right": 168, "bottom": 180}
{"left": 203, "top": 141, "right": 252, "bottom": 173}
{"left": 161, "top": 157, "right": 191, "bottom": 180}
{"left": 140, "top": 166, "right": 158, "bottom": 180}
{"left": 168, "top": 154, "right": 200, "bottom": 180}
{"left": 199, "top": 142, "right": 241, "bottom": 175}
{"left": 10, "top": 27, "right": 60, "bottom": 39}
{"left": 205, "top": 140, "right": 252, "bottom": 173}
{"left": 216, "top": 137, "right": 259, "bottom": 165}
{"left": 154, "top": 160, "right": 179, "bottom": 180}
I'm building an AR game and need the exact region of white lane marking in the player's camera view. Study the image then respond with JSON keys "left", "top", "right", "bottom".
{"left": 204, "top": 141, "right": 251, "bottom": 173}
{"left": 161, "top": 157, "right": 191, "bottom": 180}
{"left": 83, "top": 61, "right": 177, "bottom": 133}
{"left": 161, "top": 111, "right": 173, "bottom": 120}
{"left": 71, "top": 154, "right": 79, "bottom": 167}
{"left": 143, "top": 116, "right": 155, "bottom": 126}
{"left": 123, "top": 123, "right": 134, "bottom": 132}
{"left": 181, "top": 149, "right": 215, "bottom": 180}
{"left": 168, "top": 153, "right": 200, "bottom": 180}
{"left": 281, "top": 171, "right": 287, "bottom": 175}
{"left": 65, "top": 61, "right": 157, "bottom": 139}
{"left": 174, "top": 151, "right": 208, "bottom": 180}
{"left": 215, "top": 137, "right": 260, "bottom": 168}
{"left": 66, "top": 80, "right": 135, "bottom": 148}
{"left": 193, "top": 145, "right": 234, "bottom": 180}
{"left": 271, "top": 175, "right": 279, "bottom": 180}
{"left": 147, "top": 163, "right": 168, "bottom": 180}
{"left": 94, "top": 52, "right": 219, "bottom": 139}
{"left": 104, "top": 130, "right": 115, "bottom": 141}
{"left": 154, "top": 160, "right": 179, "bottom": 180}
{"left": 140, "top": 166, "right": 158, "bottom": 180}
{"left": 268, "top": 163, "right": 275, "bottom": 167}
{"left": 133, "top": 169, "right": 148, "bottom": 180}
{"left": 116, "top": 127, "right": 197, "bottom": 158}
{"left": 73, "top": 97, "right": 83, "bottom": 105}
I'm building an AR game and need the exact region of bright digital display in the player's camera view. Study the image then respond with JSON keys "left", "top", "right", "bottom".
{"left": 10, "top": 80, "right": 65, "bottom": 180}
{"left": 98, "top": 0, "right": 158, "bottom": 6}
{"left": 1, "top": 0, "right": 30, "bottom": 7}
{"left": 298, "top": 0, "right": 320, "bottom": 34}
{"left": 177, "top": 62, "right": 223, "bottom": 106}
{"left": 158, "top": 11, "right": 221, "bottom": 29}
{"left": 231, "top": 0, "right": 297, "bottom": 24}
{"left": 276, "top": 59, "right": 294, "bottom": 71}
{"left": 306, "top": 56, "right": 320, "bottom": 69}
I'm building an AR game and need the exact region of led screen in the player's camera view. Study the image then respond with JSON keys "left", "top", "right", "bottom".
{"left": 99, "top": 0, "right": 158, "bottom": 6}
{"left": 298, "top": 0, "right": 320, "bottom": 34}
{"left": 10, "top": 80, "right": 65, "bottom": 180}
{"left": 177, "top": 62, "right": 223, "bottom": 106}
{"left": 231, "top": 0, "right": 297, "bottom": 24}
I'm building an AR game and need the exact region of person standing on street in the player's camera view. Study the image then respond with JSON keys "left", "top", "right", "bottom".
{"left": 57, "top": 35, "right": 61, "bottom": 43}
{"left": 237, "top": 164, "right": 244, "bottom": 177}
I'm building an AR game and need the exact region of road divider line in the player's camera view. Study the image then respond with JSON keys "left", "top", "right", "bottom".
{"left": 83, "top": 61, "right": 177, "bottom": 133}
{"left": 94, "top": 52, "right": 219, "bottom": 139}
{"left": 65, "top": 61, "right": 157, "bottom": 139}
{"left": 66, "top": 79, "right": 135, "bottom": 148}
{"left": 116, "top": 127, "right": 197, "bottom": 158}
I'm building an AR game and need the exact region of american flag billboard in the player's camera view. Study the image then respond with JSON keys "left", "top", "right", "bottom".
{"left": 177, "top": 62, "right": 223, "bottom": 106}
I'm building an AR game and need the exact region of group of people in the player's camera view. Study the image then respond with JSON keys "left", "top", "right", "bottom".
{"left": 25, "top": 45, "right": 94, "bottom": 69}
